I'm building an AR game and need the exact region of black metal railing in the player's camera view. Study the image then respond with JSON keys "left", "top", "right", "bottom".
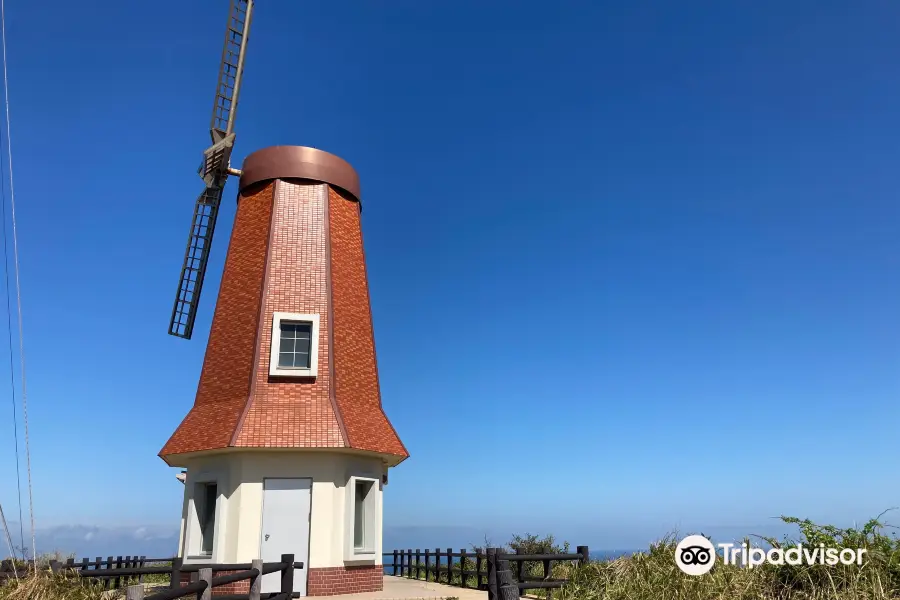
{"left": 384, "top": 545, "right": 588, "bottom": 599}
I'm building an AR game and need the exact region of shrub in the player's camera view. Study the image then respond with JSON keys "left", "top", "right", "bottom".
{"left": 558, "top": 513, "right": 900, "bottom": 600}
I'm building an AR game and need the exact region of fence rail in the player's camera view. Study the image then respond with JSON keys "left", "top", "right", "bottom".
{"left": 0, "top": 554, "right": 303, "bottom": 600}
{"left": 384, "top": 545, "right": 588, "bottom": 599}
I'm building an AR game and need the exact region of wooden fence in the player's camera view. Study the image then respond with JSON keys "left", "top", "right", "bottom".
{"left": 1, "top": 556, "right": 165, "bottom": 587}
{"left": 0, "top": 554, "right": 303, "bottom": 600}
{"left": 384, "top": 546, "right": 589, "bottom": 599}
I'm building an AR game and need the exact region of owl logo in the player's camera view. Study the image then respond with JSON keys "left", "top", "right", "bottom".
{"left": 675, "top": 535, "right": 716, "bottom": 575}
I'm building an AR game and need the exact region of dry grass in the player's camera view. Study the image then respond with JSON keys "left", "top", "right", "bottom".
{"left": 0, "top": 570, "right": 106, "bottom": 600}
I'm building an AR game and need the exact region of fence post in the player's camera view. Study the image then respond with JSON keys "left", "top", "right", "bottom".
{"left": 49, "top": 560, "right": 60, "bottom": 573}
{"left": 170, "top": 558, "right": 183, "bottom": 590}
{"left": 415, "top": 549, "right": 421, "bottom": 579}
{"left": 442, "top": 548, "right": 448, "bottom": 584}
{"left": 115, "top": 555, "right": 124, "bottom": 589}
{"left": 407, "top": 549, "right": 413, "bottom": 578}
{"left": 514, "top": 548, "right": 524, "bottom": 597}
{"left": 436, "top": 548, "right": 444, "bottom": 583}
{"left": 250, "top": 558, "right": 263, "bottom": 600}
{"left": 459, "top": 549, "right": 467, "bottom": 588}
{"left": 399, "top": 549, "right": 405, "bottom": 577}
{"left": 280, "top": 553, "right": 295, "bottom": 596}
{"left": 486, "top": 548, "right": 498, "bottom": 600}
{"left": 138, "top": 556, "right": 146, "bottom": 585}
{"left": 198, "top": 568, "right": 212, "bottom": 600}
{"left": 543, "top": 557, "right": 552, "bottom": 600}
{"left": 577, "top": 546, "right": 589, "bottom": 566}
{"left": 104, "top": 557, "right": 114, "bottom": 589}
{"left": 91, "top": 557, "right": 101, "bottom": 587}
{"left": 126, "top": 583, "right": 144, "bottom": 600}
{"left": 393, "top": 550, "right": 398, "bottom": 576}
{"left": 423, "top": 548, "right": 430, "bottom": 581}
{"left": 476, "top": 548, "right": 484, "bottom": 589}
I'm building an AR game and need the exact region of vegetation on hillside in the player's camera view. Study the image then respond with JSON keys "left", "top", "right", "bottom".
{"left": 558, "top": 512, "right": 900, "bottom": 600}
{"left": 4, "top": 513, "right": 900, "bottom": 599}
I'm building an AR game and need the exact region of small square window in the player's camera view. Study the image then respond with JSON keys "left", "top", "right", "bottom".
{"left": 269, "top": 313, "right": 320, "bottom": 378}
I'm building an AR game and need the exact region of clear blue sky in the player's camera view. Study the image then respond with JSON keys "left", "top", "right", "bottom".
{"left": 1, "top": 0, "right": 899, "bottom": 552}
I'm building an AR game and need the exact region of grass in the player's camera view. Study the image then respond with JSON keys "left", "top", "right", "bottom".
{"left": 557, "top": 512, "right": 900, "bottom": 600}
{"left": 403, "top": 513, "right": 900, "bottom": 599}
{"left": 0, "top": 571, "right": 106, "bottom": 600}
{"left": 5, "top": 513, "right": 900, "bottom": 599}
{"left": 0, "top": 556, "right": 171, "bottom": 600}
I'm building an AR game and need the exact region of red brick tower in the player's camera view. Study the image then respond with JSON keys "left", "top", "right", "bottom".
{"left": 160, "top": 146, "right": 407, "bottom": 597}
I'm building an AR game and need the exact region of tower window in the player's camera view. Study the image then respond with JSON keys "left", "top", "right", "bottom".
{"left": 278, "top": 321, "right": 312, "bottom": 369}
{"left": 269, "top": 312, "right": 320, "bottom": 378}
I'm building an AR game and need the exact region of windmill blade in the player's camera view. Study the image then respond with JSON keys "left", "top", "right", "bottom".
{"left": 210, "top": 0, "right": 253, "bottom": 143}
{"left": 168, "top": 184, "right": 225, "bottom": 339}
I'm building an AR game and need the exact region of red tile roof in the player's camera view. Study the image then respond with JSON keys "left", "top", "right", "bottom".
{"left": 159, "top": 180, "right": 407, "bottom": 465}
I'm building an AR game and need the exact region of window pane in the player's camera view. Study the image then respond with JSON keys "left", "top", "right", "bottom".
{"left": 294, "top": 334, "right": 311, "bottom": 357}
{"left": 278, "top": 352, "right": 294, "bottom": 368}
{"left": 200, "top": 483, "right": 217, "bottom": 555}
{"left": 295, "top": 352, "right": 310, "bottom": 369}
{"left": 279, "top": 336, "right": 295, "bottom": 354}
{"left": 354, "top": 482, "right": 366, "bottom": 549}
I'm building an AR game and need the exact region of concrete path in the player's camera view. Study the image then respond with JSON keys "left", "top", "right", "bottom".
{"left": 333, "top": 576, "right": 488, "bottom": 600}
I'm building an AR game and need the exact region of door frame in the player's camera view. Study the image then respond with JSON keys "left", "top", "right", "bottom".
{"left": 258, "top": 477, "right": 313, "bottom": 595}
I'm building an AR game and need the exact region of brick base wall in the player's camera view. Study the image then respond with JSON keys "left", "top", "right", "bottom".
{"left": 179, "top": 570, "right": 251, "bottom": 596}
{"left": 307, "top": 565, "right": 382, "bottom": 596}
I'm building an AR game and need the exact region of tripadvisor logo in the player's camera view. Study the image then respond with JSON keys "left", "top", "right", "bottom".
{"left": 675, "top": 535, "right": 716, "bottom": 575}
{"left": 675, "top": 535, "right": 868, "bottom": 575}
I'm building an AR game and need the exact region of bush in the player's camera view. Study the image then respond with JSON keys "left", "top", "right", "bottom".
{"left": 558, "top": 513, "right": 900, "bottom": 599}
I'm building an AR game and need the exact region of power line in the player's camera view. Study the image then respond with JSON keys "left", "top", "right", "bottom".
{"left": 0, "top": 0, "right": 35, "bottom": 562}
{"left": 0, "top": 502, "right": 17, "bottom": 572}
{"left": 0, "top": 16, "right": 24, "bottom": 558}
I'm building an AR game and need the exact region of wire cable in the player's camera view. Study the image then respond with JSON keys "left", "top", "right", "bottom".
{"left": 0, "top": 35, "right": 24, "bottom": 559}
{"left": 0, "top": 0, "right": 35, "bottom": 562}
{"left": 0, "top": 502, "right": 18, "bottom": 574}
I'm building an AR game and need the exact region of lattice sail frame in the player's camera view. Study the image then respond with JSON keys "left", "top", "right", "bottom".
{"left": 168, "top": 0, "right": 253, "bottom": 339}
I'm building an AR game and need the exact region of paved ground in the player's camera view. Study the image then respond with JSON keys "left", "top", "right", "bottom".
{"left": 333, "top": 576, "right": 488, "bottom": 600}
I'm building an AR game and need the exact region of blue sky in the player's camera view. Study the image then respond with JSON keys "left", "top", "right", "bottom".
{"left": 1, "top": 0, "right": 900, "bottom": 554}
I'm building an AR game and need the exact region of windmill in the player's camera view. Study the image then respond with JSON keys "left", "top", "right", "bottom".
{"left": 158, "top": 3, "right": 409, "bottom": 588}
{"left": 168, "top": 0, "right": 254, "bottom": 339}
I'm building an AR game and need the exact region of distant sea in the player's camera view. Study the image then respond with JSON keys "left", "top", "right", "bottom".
{"left": 590, "top": 550, "right": 640, "bottom": 561}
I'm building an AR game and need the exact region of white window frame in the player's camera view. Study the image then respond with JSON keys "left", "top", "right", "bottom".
{"left": 269, "top": 312, "right": 320, "bottom": 378}
{"left": 344, "top": 475, "right": 380, "bottom": 562}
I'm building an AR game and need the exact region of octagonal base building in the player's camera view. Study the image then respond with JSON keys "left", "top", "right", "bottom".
{"left": 160, "top": 146, "right": 408, "bottom": 597}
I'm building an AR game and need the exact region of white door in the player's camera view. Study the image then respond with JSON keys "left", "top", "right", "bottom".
{"left": 260, "top": 478, "right": 311, "bottom": 595}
